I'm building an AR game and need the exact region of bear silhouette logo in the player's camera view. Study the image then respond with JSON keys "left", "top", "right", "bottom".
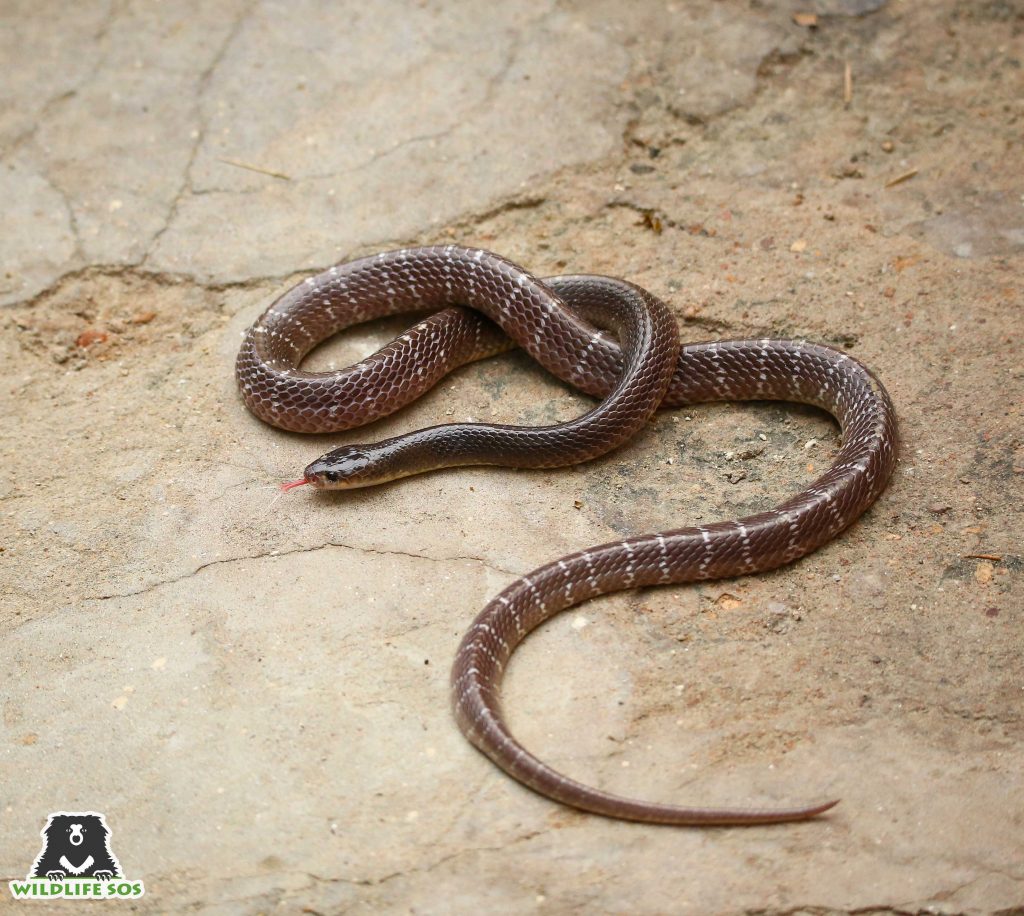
{"left": 30, "top": 812, "right": 121, "bottom": 881}
{"left": 8, "top": 812, "right": 144, "bottom": 901}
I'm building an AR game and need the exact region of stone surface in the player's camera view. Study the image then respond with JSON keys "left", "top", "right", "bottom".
{"left": 1, "top": 0, "right": 1022, "bottom": 913}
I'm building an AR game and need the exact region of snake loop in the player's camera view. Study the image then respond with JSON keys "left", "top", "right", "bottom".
{"left": 236, "top": 246, "right": 898, "bottom": 825}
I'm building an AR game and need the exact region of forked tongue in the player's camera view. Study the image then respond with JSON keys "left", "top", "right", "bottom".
{"left": 280, "top": 478, "right": 309, "bottom": 492}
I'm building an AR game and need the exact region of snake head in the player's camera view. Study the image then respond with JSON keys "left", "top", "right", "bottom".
{"left": 303, "top": 446, "right": 375, "bottom": 489}
{"left": 301, "top": 430, "right": 448, "bottom": 489}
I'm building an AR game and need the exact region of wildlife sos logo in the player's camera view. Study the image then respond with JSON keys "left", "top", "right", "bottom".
{"left": 8, "top": 812, "right": 145, "bottom": 900}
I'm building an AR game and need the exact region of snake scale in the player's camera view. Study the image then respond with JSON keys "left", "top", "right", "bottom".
{"left": 236, "top": 246, "right": 898, "bottom": 826}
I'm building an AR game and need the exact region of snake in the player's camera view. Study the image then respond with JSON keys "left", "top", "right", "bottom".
{"left": 236, "top": 245, "right": 898, "bottom": 826}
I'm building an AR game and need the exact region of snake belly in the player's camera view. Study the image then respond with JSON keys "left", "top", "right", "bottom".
{"left": 236, "top": 245, "right": 898, "bottom": 826}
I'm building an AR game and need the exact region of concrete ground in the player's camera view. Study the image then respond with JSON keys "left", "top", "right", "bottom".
{"left": 1, "top": 0, "right": 1022, "bottom": 912}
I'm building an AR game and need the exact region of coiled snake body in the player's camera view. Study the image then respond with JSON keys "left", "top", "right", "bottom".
{"left": 236, "top": 246, "right": 897, "bottom": 825}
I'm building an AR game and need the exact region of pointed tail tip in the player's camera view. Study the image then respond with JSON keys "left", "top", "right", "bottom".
{"left": 810, "top": 798, "right": 841, "bottom": 817}
{"left": 280, "top": 478, "right": 309, "bottom": 492}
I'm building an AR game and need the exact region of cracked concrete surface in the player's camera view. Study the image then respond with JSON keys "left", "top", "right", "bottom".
{"left": 1, "top": 0, "right": 1022, "bottom": 913}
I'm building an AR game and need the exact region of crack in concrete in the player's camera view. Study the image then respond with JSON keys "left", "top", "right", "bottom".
{"left": 2, "top": 0, "right": 125, "bottom": 161}
{"left": 138, "top": 8, "right": 528, "bottom": 260}
{"left": 181, "top": 841, "right": 528, "bottom": 910}
{"left": 1, "top": 2, "right": 129, "bottom": 276}
{"left": 225, "top": 829, "right": 1015, "bottom": 916}
{"left": 743, "top": 863, "right": 1024, "bottom": 916}
{"left": 300, "top": 126, "right": 464, "bottom": 184}
{"left": 1, "top": 183, "right": 553, "bottom": 313}
{"left": 211, "top": 19, "right": 527, "bottom": 191}
{"left": 303, "top": 826, "right": 546, "bottom": 895}
{"left": 189, "top": 119, "right": 456, "bottom": 193}
{"left": 744, "top": 905, "right": 973, "bottom": 916}
{"left": 142, "top": 1, "right": 256, "bottom": 265}
{"left": 36, "top": 169, "right": 86, "bottom": 264}
{"left": 458, "top": 194, "right": 547, "bottom": 226}
{"left": 85, "top": 540, "right": 519, "bottom": 602}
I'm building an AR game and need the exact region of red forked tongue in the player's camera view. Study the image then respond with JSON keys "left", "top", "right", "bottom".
{"left": 280, "top": 478, "right": 309, "bottom": 492}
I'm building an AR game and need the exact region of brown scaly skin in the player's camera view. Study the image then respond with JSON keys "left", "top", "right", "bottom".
{"left": 237, "top": 246, "right": 898, "bottom": 826}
